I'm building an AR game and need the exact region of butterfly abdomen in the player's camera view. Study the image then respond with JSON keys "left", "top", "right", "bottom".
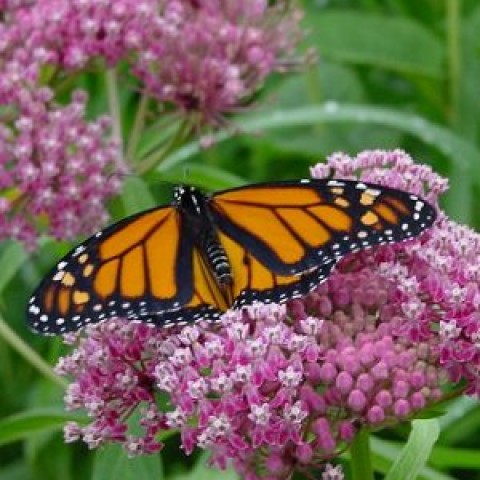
{"left": 203, "top": 235, "right": 232, "bottom": 285}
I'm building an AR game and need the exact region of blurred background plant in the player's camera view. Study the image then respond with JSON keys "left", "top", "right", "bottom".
{"left": 0, "top": 0, "right": 479, "bottom": 479}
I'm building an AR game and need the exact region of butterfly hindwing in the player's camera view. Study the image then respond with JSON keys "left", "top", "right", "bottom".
{"left": 218, "top": 231, "right": 337, "bottom": 308}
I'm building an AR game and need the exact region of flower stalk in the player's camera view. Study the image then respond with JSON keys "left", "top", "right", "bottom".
{"left": 350, "top": 429, "right": 373, "bottom": 480}
{"left": 106, "top": 68, "right": 124, "bottom": 158}
{"left": 136, "top": 119, "right": 194, "bottom": 175}
{"left": 55, "top": 151, "right": 480, "bottom": 479}
{"left": 126, "top": 93, "right": 150, "bottom": 163}
{"left": 0, "top": 314, "right": 67, "bottom": 388}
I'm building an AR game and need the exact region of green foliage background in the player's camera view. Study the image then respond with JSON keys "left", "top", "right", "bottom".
{"left": 1, "top": 1, "right": 479, "bottom": 479}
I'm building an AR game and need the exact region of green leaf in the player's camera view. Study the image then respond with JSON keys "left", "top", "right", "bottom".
{"left": 370, "top": 436, "right": 454, "bottom": 480}
{"left": 0, "top": 409, "right": 88, "bottom": 446}
{"left": 275, "top": 63, "right": 367, "bottom": 109}
{"left": 171, "top": 451, "right": 238, "bottom": 480}
{"left": 304, "top": 10, "right": 444, "bottom": 78}
{"left": 120, "top": 176, "right": 157, "bottom": 215}
{"left": 429, "top": 445, "right": 480, "bottom": 470}
{"left": 0, "top": 241, "right": 28, "bottom": 294}
{"left": 92, "top": 444, "right": 163, "bottom": 480}
{"left": 438, "top": 396, "right": 478, "bottom": 430}
{"left": 0, "top": 462, "right": 32, "bottom": 480}
{"left": 384, "top": 419, "right": 440, "bottom": 480}
{"left": 412, "top": 409, "right": 446, "bottom": 420}
{"left": 265, "top": 64, "right": 401, "bottom": 155}
{"left": 350, "top": 429, "right": 374, "bottom": 480}
{"left": 161, "top": 164, "right": 246, "bottom": 191}
{"left": 160, "top": 104, "right": 480, "bottom": 223}
{"left": 438, "top": 397, "right": 480, "bottom": 445}
{"left": 457, "top": 5, "right": 480, "bottom": 139}
{"left": 136, "top": 119, "right": 182, "bottom": 160}
{"left": 161, "top": 104, "right": 478, "bottom": 175}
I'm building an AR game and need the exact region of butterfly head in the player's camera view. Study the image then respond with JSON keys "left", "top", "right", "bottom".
{"left": 173, "top": 184, "right": 208, "bottom": 216}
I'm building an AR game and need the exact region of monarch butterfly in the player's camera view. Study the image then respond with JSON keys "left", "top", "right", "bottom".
{"left": 27, "top": 179, "right": 436, "bottom": 335}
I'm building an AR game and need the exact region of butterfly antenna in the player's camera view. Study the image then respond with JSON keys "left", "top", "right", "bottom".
{"left": 183, "top": 166, "right": 190, "bottom": 183}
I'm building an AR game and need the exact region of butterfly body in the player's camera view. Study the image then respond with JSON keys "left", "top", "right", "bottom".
{"left": 175, "top": 184, "right": 233, "bottom": 287}
{"left": 27, "top": 179, "right": 436, "bottom": 335}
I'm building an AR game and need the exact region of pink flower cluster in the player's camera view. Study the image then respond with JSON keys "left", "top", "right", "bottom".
{"left": 56, "top": 151, "right": 480, "bottom": 478}
{"left": 1, "top": 0, "right": 305, "bottom": 121}
{"left": 312, "top": 150, "right": 480, "bottom": 395}
{"left": 0, "top": 0, "right": 33, "bottom": 12}
{"left": 133, "top": 1, "right": 305, "bottom": 122}
{"left": 322, "top": 464, "right": 344, "bottom": 480}
{"left": 0, "top": 85, "right": 123, "bottom": 248}
{"left": 1, "top": 1, "right": 305, "bottom": 247}
{"left": 1, "top": 0, "right": 156, "bottom": 70}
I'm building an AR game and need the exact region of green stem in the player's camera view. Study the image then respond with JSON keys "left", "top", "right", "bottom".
{"left": 135, "top": 119, "right": 193, "bottom": 175}
{"left": 105, "top": 68, "right": 124, "bottom": 163}
{"left": 446, "top": 0, "right": 461, "bottom": 128}
{"left": 304, "top": 65, "right": 322, "bottom": 105}
{"left": 304, "top": 65, "right": 326, "bottom": 137}
{"left": 350, "top": 429, "right": 374, "bottom": 480}
{"left": 445, "top": 0, "right": 472, "bottom": 222}
{"left": 0, "top": 315, "right": 67, "bottom": 388}
{"left": 126, "top": 93, "right": 150, "bottom": 163}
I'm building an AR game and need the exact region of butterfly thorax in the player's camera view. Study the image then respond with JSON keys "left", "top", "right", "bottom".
{"left": 174, "top": 185, "right": 233, "bottom": 287}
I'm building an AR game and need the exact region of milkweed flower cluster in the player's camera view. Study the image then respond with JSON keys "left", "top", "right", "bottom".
{"left": 0, "top": 86, "right": 123, "bottom": 248}
{"left": 0, "top": 0, "right": 33, "bottom": 11}
{"left": 1, "top": 0, "right": 305, "bottom": 120}
{"left": 0, "top": 0, "right": 305, "bottom": 248}
{"left": 56, "top": 150, "right": 480, "bottom": 479}
{"left": 133, "top": 1, "right": 306, "bottom": 122}
{"left": 312, "top": 149, "right": 479, "bottom": 395}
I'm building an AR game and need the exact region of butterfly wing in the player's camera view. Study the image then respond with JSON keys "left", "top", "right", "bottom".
{"left": 217, "top": 230, "right": 337, "bottom": 309}
{"left": 27, "top": 205, "right": 197, "bottom": 334}
{"left": 210, "top": 179, "right": 436, "bottom": 277}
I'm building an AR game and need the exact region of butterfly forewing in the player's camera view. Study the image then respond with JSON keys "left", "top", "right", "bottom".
{"left": 27, "top": 205, "right": 196, "bottom": 334}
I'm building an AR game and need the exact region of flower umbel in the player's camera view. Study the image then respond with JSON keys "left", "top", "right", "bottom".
{"left": 1, "top": 0, "right": 306, "bottom": 123}
{"left": 57, "top": 151, "right": 480, "bottom": 479}
{"left": 134, "top": 0, "right": 306, "bottom": 122}
{"left": 0, "top": 87, "right": 123, "bottom": 248}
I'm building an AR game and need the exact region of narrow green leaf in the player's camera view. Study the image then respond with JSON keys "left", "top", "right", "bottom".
{"left": 411, "top": 409, "right": 446, "bottom": 420}
{"left": 161, "top": 104, "right": 479, "bottom": 175}
{"left": 439, "top": 397, "right": 480, "bottom": 445}
{"left": 160, "top": 104, "right": 480, "bottom": 223}
{"left": 136, "top": 119, "right": 181, "bottom": 160}
{"left": 304, "top": 10, "right": 444, "bottom": 78}
{"left": 350, "top": 429, "right": 374, "bottom": 480}
{"left": 0, "top": 241, "right": 27, "bottom": 293}
{"left": 437, "top": 395, "right": 478, "bottom": 429}
{"left": 370, "top": 436, "right": 454, "bottom": 480}
{"left": 92, "top": 444, "right": 163, "bottom": 480}
{"left": 0, "top": 409, "right": 88, "bottom": 446}
{"left": 456, "top": 5, "right": 480, "bottom": 139}
{"left": 384, "top": 419, "right": 440, "bottom": 480}
{"left": 429, "top": 445, "right": 480, "bottom": 470}
{"left": 266, "top": 65, "right": 401, "bottom": 155}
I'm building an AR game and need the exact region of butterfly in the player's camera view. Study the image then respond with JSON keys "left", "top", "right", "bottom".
{"left": 27, "top": 178, "right": 436, "bottom": 335}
